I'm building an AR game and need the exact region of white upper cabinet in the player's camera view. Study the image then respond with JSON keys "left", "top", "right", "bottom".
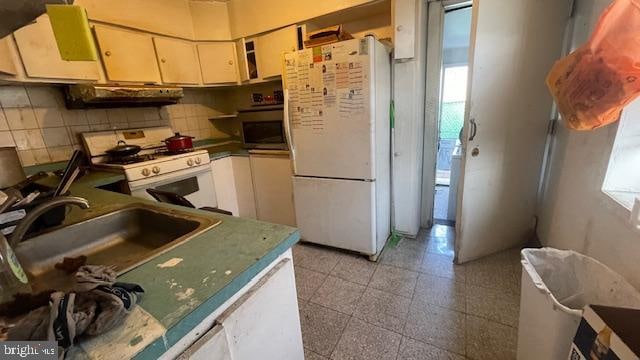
{"left": 94, "top": 25, "right": 162, "bottom": 84}
{"left": 13, "top": 15, "right": 100, "bottom": 81}
{"left": 0, "top": 36, "right": 17, "bottom": 76}
{"left": 153, "top": 37, "right": 202, "bottom": 85}
{"left": 77, "top": 0, "right": 195, "bottom": 40}
{"left": 197, "top": 42, "right": 239, "bottom": 84}
{"left": 393, "top": 0, "right": 417, "bottom": 59}
{"left": 256, "top": 25, "right": 298, "bottom": 79}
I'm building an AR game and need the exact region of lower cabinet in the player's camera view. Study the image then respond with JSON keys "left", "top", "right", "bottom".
{"left": 249, "top": 153, "right": 296, "bottom": 226}
{"left": 177, "top": 323, "right": 231, "bottom": 360}
{"left": 211, "top": 156, "right": 256, "bottom": 218}
{"left": 177, "top": 256, "right": 303, "bottom": 360}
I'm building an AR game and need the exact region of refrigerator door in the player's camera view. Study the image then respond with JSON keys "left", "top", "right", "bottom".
{"left": 284, "top": 38, "right": 375, "bottom": 180}
{"left": 293, "top": 176, "right": 376, "bottom": 255}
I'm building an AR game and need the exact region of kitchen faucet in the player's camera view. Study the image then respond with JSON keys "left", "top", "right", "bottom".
{"left": 9, "top": 196, "right": 90, "bottom": 247}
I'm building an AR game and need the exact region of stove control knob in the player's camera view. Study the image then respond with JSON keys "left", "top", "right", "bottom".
{"left": 187, "top": 159, "right": 194, "bottom": 166}
{"left": 152, "top": 166, "right": 160, "bottom": 174}
{"left": 142, "top": 168, "right": 150, "bottom": 177}
{"left": 195, "top": 157, "right": 202, "bottom": 165}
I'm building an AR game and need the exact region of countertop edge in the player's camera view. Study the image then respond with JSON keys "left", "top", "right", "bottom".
{"left": 133, "top": 230, "right": 300, "bottom": 359}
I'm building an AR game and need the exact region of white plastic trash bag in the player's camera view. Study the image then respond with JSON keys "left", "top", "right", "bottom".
{"left": 517, "top": 247, "right": 640, "bottom": 360}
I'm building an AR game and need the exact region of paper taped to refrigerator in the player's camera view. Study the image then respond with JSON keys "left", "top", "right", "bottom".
{"left": 284, "top": 41, "right": 370, "bottom": 135}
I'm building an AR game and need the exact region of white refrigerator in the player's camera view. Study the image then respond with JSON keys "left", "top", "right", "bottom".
{"left": 283, "top": 37, "right": 391, "bottom": 257}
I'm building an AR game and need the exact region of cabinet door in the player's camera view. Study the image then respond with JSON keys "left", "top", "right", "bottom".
{"left": 231, "top": 156, "right": 257, "bottom": 219}
{"left": 153, "top": 37, "right": 202, "bottom": 85}
{"left": 256, "top": 25, "right": 297, "bottom": 79}
{"left": 177, "top": 323, "right": 231, "bottom": 360}
{"left": 94, "top": 25, "right": 161, "bottom": 83}
{"left": 219, "top": 259, "right": 303, "bottom": 360}
{"left": 0, "top": 36, "right": 16, "bottom": 75}
{"left": 250, "top": 153, "right": 296, "bottom": 226}
{"left": 13, "top": 15, "right": 100, "bottom": 80}
{"left": 197, "top": 43, "right": 238, "bottom": 84}
{"left": 211, "top": 157, "right": 240, "bottom": 216}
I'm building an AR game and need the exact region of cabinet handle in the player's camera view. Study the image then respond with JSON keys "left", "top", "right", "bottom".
{"left": 228, "top": 60, "right": 234, "bottom": 65}
{"left": 104, "top": 51, "right": 111, "bottom": 56}
{"left": 161, "top": 58, "right": 166, "bottom": 63}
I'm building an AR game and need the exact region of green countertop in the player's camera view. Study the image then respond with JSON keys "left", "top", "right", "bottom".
{"left": 32, "top": 168, "right": 299, "bottom": 358}
{"left": 196, "top": 142, "right": 249, "bottom": 161}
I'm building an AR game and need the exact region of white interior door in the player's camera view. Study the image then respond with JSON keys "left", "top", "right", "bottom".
{"left": 455, "top": 0, "right": 571, "bottom": 263}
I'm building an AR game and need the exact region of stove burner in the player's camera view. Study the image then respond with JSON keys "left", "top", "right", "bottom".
{"left": 157, "top": 148, "right": 194, "bottom": 156}
{"left": 108, "top": 153, "right": 157, "bottom": 165}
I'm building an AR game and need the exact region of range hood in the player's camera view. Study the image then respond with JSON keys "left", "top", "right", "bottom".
{"left": 64, "top": 84, "right": 183, "bottom": 109}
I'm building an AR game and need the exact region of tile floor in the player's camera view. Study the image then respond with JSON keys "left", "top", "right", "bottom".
{"left": 294, "top": 225, "right": 522, "bottom": 360}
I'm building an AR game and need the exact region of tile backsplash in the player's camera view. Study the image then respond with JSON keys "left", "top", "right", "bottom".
{"left": 0, "top": 85, "right": 236, "bottom": 166}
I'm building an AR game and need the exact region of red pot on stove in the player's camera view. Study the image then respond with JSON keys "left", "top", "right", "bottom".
{"left": 164, "top": 132, "right": 194, "bottom": 152}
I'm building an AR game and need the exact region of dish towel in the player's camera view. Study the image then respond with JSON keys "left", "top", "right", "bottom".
{"left": 7, "top": 265, "right": 144, "bottom": 358}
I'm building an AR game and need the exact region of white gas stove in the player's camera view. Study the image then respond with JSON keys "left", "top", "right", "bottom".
{"left": 81, "top": 127, "right": 217, "bottom": 208}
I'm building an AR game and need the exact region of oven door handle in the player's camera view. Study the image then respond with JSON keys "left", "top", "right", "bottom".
{"left": 283, "top": 89, "right": 297, "bottom": 174}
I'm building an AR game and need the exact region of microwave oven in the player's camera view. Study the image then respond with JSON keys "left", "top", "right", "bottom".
{"left": 240, "top": 108, "right": 288, "bottom": 149}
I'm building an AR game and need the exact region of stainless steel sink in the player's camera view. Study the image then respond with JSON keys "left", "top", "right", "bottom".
{"left": 14, "top": 204, "right": 220, "bottom": 292}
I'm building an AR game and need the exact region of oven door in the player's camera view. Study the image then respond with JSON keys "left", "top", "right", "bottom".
{"left": 128, "top": 165, "right": 217, "bottom": 209}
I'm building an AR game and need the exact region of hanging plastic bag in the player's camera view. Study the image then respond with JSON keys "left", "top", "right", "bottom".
{"left": 546, "top": 0, "right": 640, "bottom": 130}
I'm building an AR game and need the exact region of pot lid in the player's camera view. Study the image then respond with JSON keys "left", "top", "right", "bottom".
{"left": 165, "top": 132, "right": 194, "bottom": 141}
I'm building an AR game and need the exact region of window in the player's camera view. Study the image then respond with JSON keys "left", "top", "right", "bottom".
{"left": 602, "top": 97, "right": 640, "bottom": 214}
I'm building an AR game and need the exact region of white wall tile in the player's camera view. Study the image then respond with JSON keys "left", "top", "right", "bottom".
{"left": 89, "top": 123, "right": 111, "bottom": 131}
{"left": 26, "top": 87, "right": 63, "bottom": 107}
{"left": 0, "top": 86, "right": 31, "bottom": 108}
{"left": 0, "top": 109, "right": 8, "bottom": 131}
{"left": 32, "top": 149, "right": 51, "bottom": 164}
{"left": 61, "top": 109, "right": 88, "bottom": 126}
{"left": 17, "top": 150, "right": 36, "bottom": 166}
{"left": 42, "top": 127, "right": 71, "bottom": 147}
{"left": 4, "top": 108, "right": 38, "bottom": 130}
{"left": 126, "top": 108, "right": 147, "bottom": 122}
{"left": 142, "top": 107, "right": 160, "bottom": 121}
{"left": 34, "top": 108, "right": 64, "bottom": 128}
{"left": 0, "top": 131, "right": 15, "bottom": 147}
{"left": 12, "top": 129, "right": 45, "bottom": 150}
{"left": 67, "top": 125, "right": 90, "bottom": 145}
{"left": 186, "top": 117, "right": 199, "bottom": 131}
{"left": 106, "top": 108, "right": 128, "bottom": 124}
{"left": 86, "top": 109, "right": 109, "bottom": 125}
{"left": 48, "top": 146, "right": 73, "bottom": 162}
{"left": 0, "top": 86, "right": 226, "bottom": 166}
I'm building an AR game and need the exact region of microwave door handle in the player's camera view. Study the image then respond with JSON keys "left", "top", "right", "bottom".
{"left": 283, "top": 89, "right": 297, "bottom": 173}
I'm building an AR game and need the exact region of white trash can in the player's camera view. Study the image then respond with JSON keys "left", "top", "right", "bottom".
{"left": 517, "top": 248, "right": 640, "bottom": 360}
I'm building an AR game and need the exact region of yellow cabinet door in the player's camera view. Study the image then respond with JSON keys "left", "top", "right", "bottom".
{"left": 197, "top": 42, "right": 238, "bottom": 84}
{"left": 13, "top": 15, "right": 99, "bottom": 80}
{"left": 0, "top": 36, "right": 17, "bottom": 75}
{"left": 94, "top": 25, "right": 161, "bottom": 84}
{"left": 153, "top": 37, "right": 202, "bottom": 85}
{"left": 256, "top": 25, "right": 297, "bottom": 79}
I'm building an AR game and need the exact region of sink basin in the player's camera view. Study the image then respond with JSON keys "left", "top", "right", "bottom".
{"left": 14, "top": 204, "right": 220, "bottom": 293}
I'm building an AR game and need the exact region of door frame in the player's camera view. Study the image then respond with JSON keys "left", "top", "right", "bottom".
{"left": 420, "top": 0, "right": 472, "bottom": 228}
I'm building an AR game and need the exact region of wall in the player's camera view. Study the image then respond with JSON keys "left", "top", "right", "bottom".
{"left": 392, "top": 0, "right": 428, "bottom": 236}
{"left": 538, "top": 0, "right": 640, "bottom": 288}
{"left": 305, "top": 0, "right": 392, "bottom": 41}
{"left": 0, "top": 85, "right": 235, "bottom": 166}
